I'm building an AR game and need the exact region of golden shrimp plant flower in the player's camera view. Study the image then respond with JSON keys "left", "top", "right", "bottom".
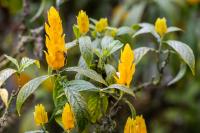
{"left": 44, "top": 6, "right": 66, "bottom": 70}
{"left": 33, "top": 104, "right": 48, "bottom": 126}
{"left": 95, "top": 18, "right": 108, "bottom": 32}
{"left": 155, "top": 17, "right": 167, "bottom": 37}
{"left": 77, "top": 10, "right": 89, "bottom": 34}
{"left": 62, "top": 103, "right": 75, "bottom": 131}
{"left": 115, "top": 43, "right": 135, "bottom": 87}
{"left": 124, "top": 116, "right": 147, "bottom": 133}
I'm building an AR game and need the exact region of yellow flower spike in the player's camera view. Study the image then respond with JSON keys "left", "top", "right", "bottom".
{"left": 77, "top": 10, "right": 89, "bottom": 34}
{"left": 155, "top": 17, "right": 167, "bottom": 37}
{"left": 124, "top": 116, "right": 147, "bottom": 133}
{"left": 95, "top": 18, "right": 108, "bottom": 32}
{"left": 45, "top": 6, "right": 66, "bottom": 70}
{"left": 62, "top": 103, "right": 75, "bottom": 131}
{"left": 115, "top": 44, "right": 135, "bottom": 87}
{"left": 33, "top": 104, "right": 48, "bottom": 126}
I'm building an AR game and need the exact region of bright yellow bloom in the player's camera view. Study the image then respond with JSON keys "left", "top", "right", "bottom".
{"left": 187, "top": 0, "right": 200, "bottom": 4}
{"left": 62, "top": 103, "right": 75, "bottom": 131}
{"left": 124, "top": 116, "right": 147, "bottom": 133}
{"left": 77, "top": 10, "right": 89, "bottom": 34}
{"left": 95, "top": 18, "right": 108, "bottom": 32}
{"left": 155, "top": 17, "right": 167, "bottom": 37}
{"left": 45, "top": 6, "right": 65, "bottom": 70}
{"left": 33, "top": 104, "right": 48, "bottom": 126}
{"left": 115, "top": 44, "right": 135, "bottom": 87}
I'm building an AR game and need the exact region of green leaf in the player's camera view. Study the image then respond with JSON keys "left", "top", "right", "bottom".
{"left": 64, "top": 85, "right": 88, "bottom": 131}
{"left": 78, "top": 36, "right": 93, "bottom": 67}
{"left": 134, "top": 47, "right": 153, "bottom": 65}
{"left": 53, "top": 76, "right": 68, "bottom": 108}
{"left": 168, "top": 63, "right": 187, "bottom": 86}
{"left": 166, "top": 40, "right": 195, "bottom": 75}
{"left": 0, "top": 68, "right": 17, "bottom": 87}
{"left": 86, "top": 92, "right": 108, "bottom": 123}
{"left": 73, "top": 25, "right": 80, "bottom": 39}
{"left": 25, "top": 130, "right": 44, "bottom": 133}
{"left": 103, "top": 84, "right": 134, "bottom": 96}
{"left": 116, "top": 26, "right": 133, "bottom": 36}
{"left": 4, "top": 55, "right": 19, "bottom": 69}
{"left": 104, "top": 64, "right": 116, "bottom": 84}
{"left": 66, "top": 80, "right": 99, "bottom": 92}
{"left": 132, "top": 23, "right": 160, "bottom": 41}
{"left": 20, "top": 57, "right": 39, "bottom": 72}
{"left": 101, "top": 36, "right": 123, "bottom": 57}
{"left": 66, "top": 40, "right": 78, "bottom": 50}
{"left": 64, "top": 67, "right": 107, "bottom": 86}
{"left": 101, "top": 36, "right": 114, "bottom": 50}
{"left": 167, "top": 27, "right": 183, "bottom": 34}
{"left": 16, "top": 75, "right": 53, "bottom": 115}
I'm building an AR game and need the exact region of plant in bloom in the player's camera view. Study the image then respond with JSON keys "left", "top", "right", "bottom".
{"left": 62, "top": 103, "right": 75, "bottom": 131}
{"left": 95, "top": 18, "right": 108, "bottom": 32}
{"left": 77, "top": 10, "right": 89, "bottom": 34}
{"left": 33, "top": 104, "right": 48, "bottom": 126}
{"left": 115, "top": 43, "right": 135, "bottom": 87}
{"left": 155, "top": 17, "right": 167, "bottom": 37}
{"left": 124, "top": 116, "right": 147, "bottom": 133}
{"left": 44, "top": 6, "right": 66, "bottom": 70}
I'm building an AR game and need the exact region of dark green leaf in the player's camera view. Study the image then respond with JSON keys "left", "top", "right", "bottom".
{"left": 104, "top": 64, "right": 116, "bottom": 84}
{"left": 16, "top": 75, "right": 53, "bottom": 115}
{"left": 103, "top": 84, "right": 134, "bottom": 96}
{"left": 86, "top": 93, "right": 108, "bottom": 123}
{"left": 116, "top": 26, "right": 133, "bottom": 36}
{"left": 64, "top": 85, "right": 88, "bottom": 131}
{"left": 66, "top": 80, "right": 99, "bottom": 92}
{"left": 167, "top": 27, "right": 183, "bottom": 34}
{"left": 64, "top": 67, "right": 107, "bottom": 86}
{"left": 78, "top": 36, "right": 93, "bottom": 67}
{"left": 166, "top": 40, "right": 195, "bottom": 75}
{"left": 101, "top": 36, "right": 123, "bottom": 57}
{"left": 4, "top": 55, "right": 19, "bottom": 69}
{"left": 20, "top": 57, "right": 39, "bottom": 72}
{"left": 132, "top": 23, "right": 160, "bottom": 41}
{"left": 134, "top": 47, "right": 153, "bottom": 64}
{"left": 168, "top": 63, "right": 187, "bottom": 86}
{"left": 0, "top": 68, "right": 16, "bottom": 87}
{"left": 66, "top": 40, "right": 78, "bottom": 50}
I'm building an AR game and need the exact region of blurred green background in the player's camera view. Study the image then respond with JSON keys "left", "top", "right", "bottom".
{"left": 0, "top": 0, "right": 200, "bottom": 133}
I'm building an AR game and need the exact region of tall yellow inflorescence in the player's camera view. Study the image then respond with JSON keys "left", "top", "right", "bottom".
{"left": 115, "top": 44, "right": 135, "bottom": 87}
{"left": 124, "top": 116, "right": 147, "bottom": 133}
{"left": 44, "top": 6, "right": 66, "bottom": 70}
{"left": 62, "top": 103, "right": 75, "bottom": 131}
{"left": 155, "top": 17, "right": 167, "bottom": 37}
{"left": 33, "top": 104, "right": 48, "bottom": 126}
{"left": 77, "top": 10, "right": 89, "bottom": 34}
{"left": 95, "top": 18, "right": 108, "bottom": 32}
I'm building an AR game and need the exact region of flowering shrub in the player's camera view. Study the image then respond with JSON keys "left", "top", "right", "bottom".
{"left": 0, "top": 5, "right": 195, "bottom": 133}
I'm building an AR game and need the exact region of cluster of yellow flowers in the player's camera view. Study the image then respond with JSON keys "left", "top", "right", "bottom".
{"left": 124, "top": 116, "right": 147, "bottom": 133}
{"left": 95, "top": 18, "right": 108, "bottom": 32}
{"left": 33, "top": 103, "right": 75, "bottom": 131}
{"left": 44, "top": 7, "right": 66, "bottom": 70}
{"left": 115, "top": 44, "right": 135, "bottom": 87}
{"left": 42, "top": 6, "right": 149, "bottom": 132}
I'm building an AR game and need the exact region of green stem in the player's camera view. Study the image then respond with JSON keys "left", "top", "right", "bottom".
{"left": 124, "top": 99, "right": 136, "bottom": 118}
